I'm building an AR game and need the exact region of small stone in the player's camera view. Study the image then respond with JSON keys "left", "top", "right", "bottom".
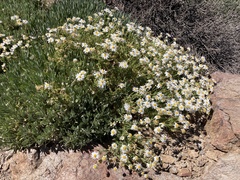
{"left": 169, "top": 166, "right": 178, "bottom": 174}
{"left": 161, "top": 155, "right": 177, "bottom": 165}
{"left": 188, "top": 149, "right": 199, "bottom": 158}
{"left": 2, "top": 163, "right": 10, "bottom": 171}
{"left": 162, "top": 163, "right": 169, "bottom": 169}
{"left": 180, "top": 149, "right": 188, "bottom": 160}
{"left": 176, "top": 154, "right": 182, "bottom": 161}
{"left": 199, "top": 150, "right": 205, "bottom": 156}
{"left": 196, "top": 157, "right": 208, "bottom": 167}
{"left": 205, "top": 151, "right": 218, "bottom": 161}
{"left": 177, "top": 168, "right": 191, "bottom": 177}
{"left": 192, "top": 166, "right": 201, "bottom": 173}
{"left": 175, "top": 161, "right": 187, "bottom": 168}
{"left": 201, "top": 152, "right": 240, "bottom": 180}
{"left": 206, "top": 72, "right": 240, "bottom": 152}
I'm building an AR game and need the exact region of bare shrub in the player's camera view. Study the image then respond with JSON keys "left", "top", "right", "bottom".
{"left": 104, "top": 0, "right": 240, "bottom": 73}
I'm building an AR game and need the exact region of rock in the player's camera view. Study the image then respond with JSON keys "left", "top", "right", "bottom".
{"left": 175, "top": 161, "right": 187, "bottom": 169}
{"left": 177, "top": 168, "right": 191, "bottom": 177}
{"left": 188, "top": 149, "right": 199, "bottom": 158}
{"left": 192, "top": 166, "right": 201, "bottom": 175}
{"left": 181, "top": 162, "right": 188, "bottom": 168}
{"left": 0, "top": 147, "right": 182, "bottom": 180}
{"left": 169, "top": 166, "right": 178, "bottom": 174}
{"left": 181, "top": 153, "right": 188, "bottom": 160}
{"left": 196, "top": 157, "right": 208, "bottom": 167}
{"left": 205, "top": 150, "right": 225, "bottom": 161}
{"left": 205, "top": 72, "right": 240, "bottom": 152}
{"left": 201, "top": 152, "right": 240, "bottom": 180}
{"left": 205, "top": 108, "right": 238, "bottom": 151}
{"left": 0, "top": 149, "right": 14, "bottom": 172}
{"left": 151, "top": 172, "right": 182, "bottom": 180}
{"left": 160, "top": 154, "right": 177, "bottom": 165}
{"left": 162, "top": 163, "right": 169, "bottom": 169}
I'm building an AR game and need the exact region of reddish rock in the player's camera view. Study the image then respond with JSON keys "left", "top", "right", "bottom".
{"left": 205, "top": 109, "right": 238, "bottom": 151}
{"left": 188, "top": 149, "right": 199, "bottom": 158}
{"left": 205, "top": 72, "right": 240, "bottom": 152}
{"left": 160, "top": 154, "right": 177, "bottom": 165}
{"left": 169, "top": 166, "right": 178, "bottom": 174}
{"left": 201, "top": 152, "right": 240, "bottom": 180}
{"left": 177, "top": 168, "right": 191, "bottom": 177}
{"left": 0, "top": 147, "right": 182, "bottom": 180}
{"left": 205, "top": 150, "right": 225, "bottom": 161}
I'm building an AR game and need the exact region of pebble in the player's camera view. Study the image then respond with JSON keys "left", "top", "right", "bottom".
{"left": 205, "top": 150, "right": 218, "bottom": 161}
{"left": 177, "top": 168, "right": 192, "bottom": 177}
{"left": 188, "top": 149, "right": 199, "bottom": 158}
{"left": 161, "top": 155, "right": 177, "bottom": 165}
{"left": 180, "top": 150, "right": 188, "bottom": 160}
{"left": 196, "top": 157, "right": 208, "bottom": 167}
{"left": 169, "top": 166, "right": 178, "bottom": 174}
{"left": 162, "top": 163, "right": 169, "bottom": 169}
{"left": 175, "top": 161, "right": 187, "bottom": 168}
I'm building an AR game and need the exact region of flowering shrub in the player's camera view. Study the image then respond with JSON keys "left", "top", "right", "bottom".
{"left": 0, "top": 0, "right": 111, "bottom": 149}
{"left": 0, "top": 5, "right": 213, "bottom": 176}
{"left": 43, "top": 8, "right": 213, "bottom": 174}
{"left": 0, "top": 16, "right": 30, "bottom": 56}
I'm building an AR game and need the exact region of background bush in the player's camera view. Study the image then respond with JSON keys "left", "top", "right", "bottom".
{"left": 104, "top": 0, "right": 240, "bottom": 73}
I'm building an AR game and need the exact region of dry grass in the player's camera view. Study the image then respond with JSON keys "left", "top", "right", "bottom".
{"left": 104, "top": 0, "right": 240, "bottom": 74}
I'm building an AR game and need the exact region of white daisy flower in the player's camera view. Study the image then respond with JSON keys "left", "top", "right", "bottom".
{"left": 144, "top": 117, "right": 151, "bottom": 124}
{"left": 133, "top": 156, "right": 138, "bottom": 161}
{"left": 44, "top": 82, "right": 52, "bottom": 90}
{"left": 124, "top": 114, "right": 132, "bottom": 121}
{"left": 93, "top": 71, "right": 101, "bottom": 78}
{"left": 93, "top": 31, "right": 103, "bottom": 36}
{"left": 99, "top": 69, "right": 107, "bottom": 74}
{"left": 138, "top": 107, "right": 144, "bottom": 114}
{"left": 124, "top": 103, "right": 131, "bottom": 112}
{"left": 144, "top": 150, "right": 152, "bottom": 158}
{"left": 76, "top": 70, "right": 87, "bottom": 81}
{"left": 153, "top": 156, "right": 159, "bottom": 162}
{"left": 119, "top": 61, "right": 128, "bottom": 68}
{"left": 131, "top": 124, "right": 138, "bottom": 131}
{"left": 120, "top": 145, "right": 128, "bottom": 153}
{"left": 83, "top": 47, "right": 91, "bottom": 53}
{"left": 118, "top": 83, "right": 126, "bottom": 89}
{"left": 91, "top": 151, "right": 99, "bottom": 159}
{"left": 160, "top": 134, "right": 167, "bottom": 143}
{"left": 101, "top": 53, "right": 109, "bottom": 59}
{"left": 135, "top": 163, "right": 142, "bottom": 170}
{"left": 120, "top": 136, "right": 125, "bottom": 141}
{"left": 120, "top": 154, "right": 128, "bottom": 163}
{"left": 111, "top": 143, "right": 118, "bottom": 149}
{"left": 154, "top": 126, "right": 163, "bottom": 134}
{"left": 110, "top": 129, "right": 117, "bottom": 136}
{"left": 97, "top": 78, "right": 106, "bottom": 88}
{"left": 130, "top": 48, "right": 140, "bottom": 57}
